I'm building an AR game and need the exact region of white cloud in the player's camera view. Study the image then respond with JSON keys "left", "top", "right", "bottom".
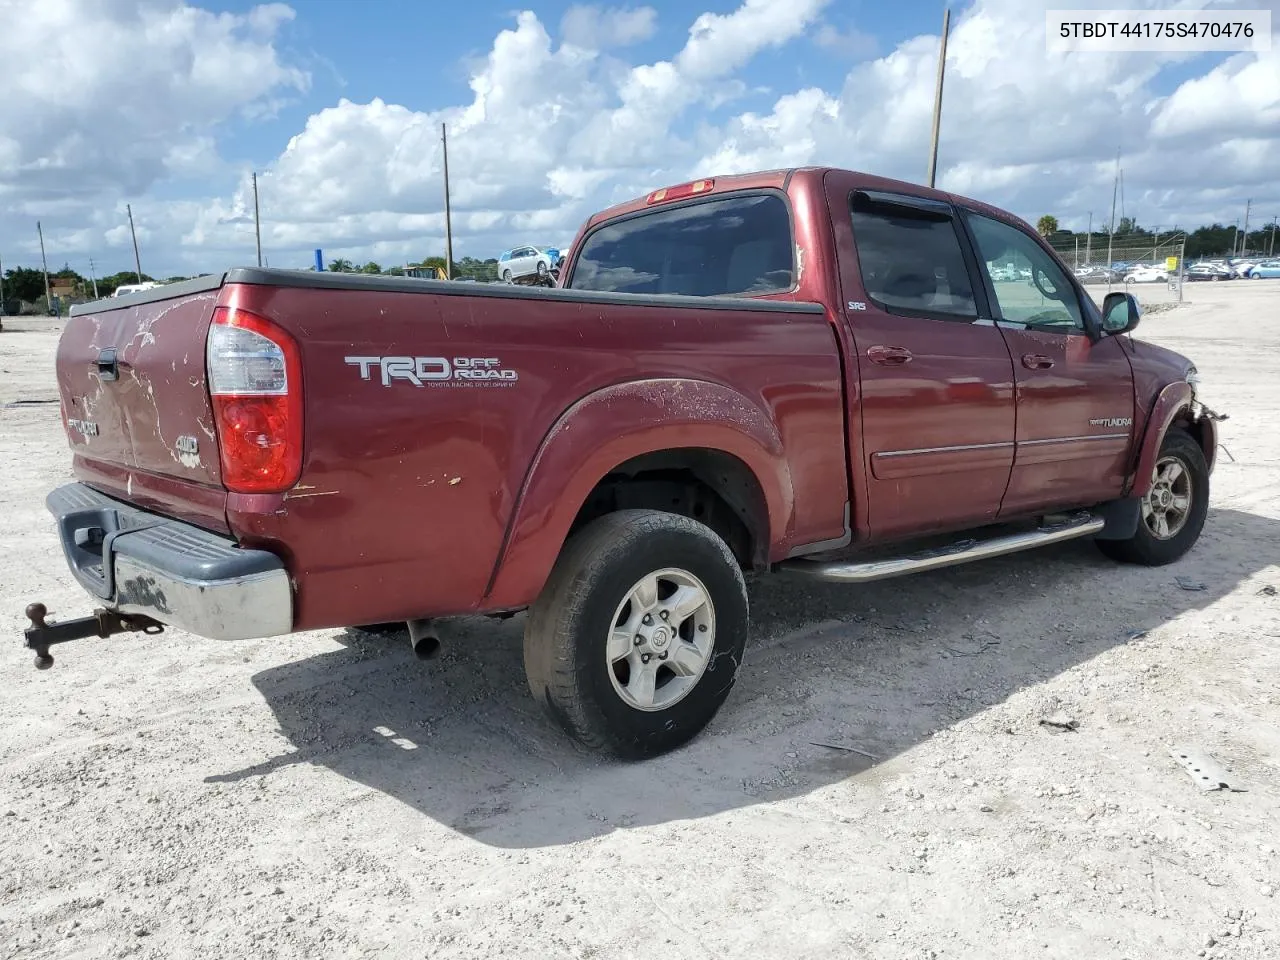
{"left": 814, "top": 23, "right": 878, "bottom": 59}
{"left": 561, "top": 5, "right": 658, "bottom": 48}
{"left": 4, "top": 0, "right": 1280, "bottom": 278}
{"left": 0, "top": 0, "right": 306, "bottom": 267}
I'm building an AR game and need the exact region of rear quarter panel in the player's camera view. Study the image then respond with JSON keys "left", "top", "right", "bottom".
{"left": 225, "top": 282, "right": 847, "bottom": 630}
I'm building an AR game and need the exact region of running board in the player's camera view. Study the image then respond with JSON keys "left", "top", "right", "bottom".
{"left": 779, "top": 513, "right": 1105, "bottom": 584}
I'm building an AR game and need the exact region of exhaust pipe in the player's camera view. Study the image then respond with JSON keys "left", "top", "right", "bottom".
{"left": 406, "top": 618, "right": 442, "bottom": 660}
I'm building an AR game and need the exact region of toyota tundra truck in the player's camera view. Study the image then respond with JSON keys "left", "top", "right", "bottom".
{"left": 25, "top": 167, "right": 1222, "bottom": 759}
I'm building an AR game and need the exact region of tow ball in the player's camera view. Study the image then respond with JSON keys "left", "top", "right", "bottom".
{"left": 22, "top": 602, "right": 164, "bottom": 670}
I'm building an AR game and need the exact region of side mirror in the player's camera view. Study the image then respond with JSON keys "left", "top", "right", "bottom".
{"left": 1101, "top": 291, "right": 1141, "bottom": 335}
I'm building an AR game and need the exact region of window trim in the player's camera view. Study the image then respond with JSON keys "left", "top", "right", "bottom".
{"left": 956, "top": 206, "right": 1099, "bottom": 340}
{"left": 564, "top": 187, "right": 798, "bottom": 297}
{"left": 848, "top": 189, "right": 989, "bottom": 324}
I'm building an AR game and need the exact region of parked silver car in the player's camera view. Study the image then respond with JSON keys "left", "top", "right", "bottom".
{"left": 497, "top": 245, "right": 555, "bottom": 282}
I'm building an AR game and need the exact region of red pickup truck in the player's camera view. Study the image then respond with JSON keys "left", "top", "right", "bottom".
{"left": 29, "top": 167, "right": 1221, "bottom": 759}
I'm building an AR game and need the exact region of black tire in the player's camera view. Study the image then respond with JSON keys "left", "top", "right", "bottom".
{"left": 501, "top": 269, "right": 512, "bottom": 283}
{"left": 536, "top": 260, "right": 548, "bottom": 276}
{"left": 1097, "top": 428, "right": 1208, "bottom": 566}
{"left": 524, "top": 510, "right": 748, "bottom": 760}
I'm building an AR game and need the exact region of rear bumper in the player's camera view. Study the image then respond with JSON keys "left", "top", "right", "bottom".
{"left": 46, "top": 483, "right": 293, "bottom": 641}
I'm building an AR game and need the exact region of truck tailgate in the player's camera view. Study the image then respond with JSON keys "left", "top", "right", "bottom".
{"left": 56, "top": 279, "right": 229, "bottom": 533}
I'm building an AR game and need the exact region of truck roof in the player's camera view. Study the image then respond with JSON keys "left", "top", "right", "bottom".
{"left": 580, "top": 165, "right": 1032, "bottom": 245}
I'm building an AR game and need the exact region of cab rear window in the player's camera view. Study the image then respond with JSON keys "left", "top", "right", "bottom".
{"left": 568, "top": 193, "right": 793, "bottom": 297}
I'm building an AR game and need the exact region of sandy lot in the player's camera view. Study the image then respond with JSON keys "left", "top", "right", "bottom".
{"left": 1, "top": 282, "right": 1278, "bottom": 960}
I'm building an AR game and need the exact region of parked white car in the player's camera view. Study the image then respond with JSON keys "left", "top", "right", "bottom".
{"left": 112, "top": 282, "right": 162, "bottom": 298}
{"left": 497, "top": 245, "right": 555, "bottom": 282}
{"left": 1124, "top": 265, "right": 1168, "bottom": 283}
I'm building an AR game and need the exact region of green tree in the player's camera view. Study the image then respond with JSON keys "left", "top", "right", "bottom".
{"left": 2, "top": 267, "right": 46, "bottom": 301}
{"left": 327, "top": 258, "right": 354, "bottom": 273}
{"left": 387, "top": 265, "right": 405, "bottom": 276}
{"left": 1036, "top": 215, "right": 1058, "bottom": 238}
{"left": 360, "top": 261, "right": 382, "bottom": 274}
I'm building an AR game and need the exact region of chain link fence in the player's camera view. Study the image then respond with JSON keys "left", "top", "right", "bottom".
{"left": 1048, "top": 234, "right": 1188, "bottom": 308}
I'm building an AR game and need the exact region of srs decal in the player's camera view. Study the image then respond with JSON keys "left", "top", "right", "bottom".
{"left": 1089, "top": 417, "right": 1133, "bottom": 428}
{"left": 345, "top": 355, "right": 519, "bottom": 387}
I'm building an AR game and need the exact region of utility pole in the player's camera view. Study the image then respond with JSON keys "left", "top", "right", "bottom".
{"left": 1269, "top": 216, "right": 1277, "bottom": 256}
{"left": 37, "top": 221, "right": 51, "bottom": 309}
{"left": 441, "top": 123, "right": 454, "bottom": 280}
{"left": 925, "top": 6, "right": 950, "bottom": 189}
{"left": 88, "top": 256, "right": 100, "bottom": 299}
{"left": 1085, "top": 211, "right": 1092, "bottom": 265}
{"left": 126, "top": 204, "right": 143, "bottom": 282}
{"left": 1240, "top": 199, "right": 1251, "bottom": 256}
{"left": 252, "top": 172, "right": 263, "bottom": 267}
{"left": 0, "top": 253, "right": 6, "bottom": 317}
{"left": 1106, "top": 151, "right": 1120, "bottom": 283}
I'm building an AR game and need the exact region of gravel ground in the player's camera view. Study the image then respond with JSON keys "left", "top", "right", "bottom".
{"left": 1, "top": 283, "right": 1278, "bottom": 960}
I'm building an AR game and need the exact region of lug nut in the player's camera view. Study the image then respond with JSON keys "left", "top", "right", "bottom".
{"left": 641, "top": 654, "right": 651, "bottom": 664}
{"left": 698, "top": 624, "right": 708, "bottom": 633}
{"left": 642, "top": 614, "right": 653, "bottom": 625}
{"left": 634, "top": 635, "right": 642, "bottom": 645}
{"left": 659, "top": 610, "right": 669, "bottom": 620}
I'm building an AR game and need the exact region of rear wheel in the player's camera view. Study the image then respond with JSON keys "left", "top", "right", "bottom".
{"left": 536, "top": 260, "right": 548, "bottom": 277}
{"left": 502, "top": 269, "right": 512, "bottom": 283}
{"left": 524, "top": 510, "right": 748, "bottom": 759}
{"left": 1097, "top": 428, "right": 1208, "bottom": 566}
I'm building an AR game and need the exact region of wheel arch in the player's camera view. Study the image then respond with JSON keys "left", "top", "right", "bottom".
{"left": 1130, "top": 380, "right": 1217, "bottom": 496}
{"left": 484, "top": 378, "right": 794, "bottom": 609}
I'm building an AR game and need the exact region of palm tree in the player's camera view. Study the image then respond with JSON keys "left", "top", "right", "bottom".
{"left": 1036, "top": 215, "right": 1059, "bottom": 238}
{"left": 327, "top": 258, "right": 355, "bottom": 273}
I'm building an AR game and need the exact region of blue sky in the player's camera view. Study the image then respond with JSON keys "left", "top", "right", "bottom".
{"left": 2, "top": 0, "right": 1277, "bottom": 278}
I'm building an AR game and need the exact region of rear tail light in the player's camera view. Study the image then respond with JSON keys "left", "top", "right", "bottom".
{"left": 207, "top": 305, "right": 303, "bottom": 493}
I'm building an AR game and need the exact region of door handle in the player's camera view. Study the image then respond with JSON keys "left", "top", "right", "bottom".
{"left": 1021, "top": 354, "right": 1054, "bottom": 370}
{"left": 867, "top": 345, "right": 913, "bottom": 365}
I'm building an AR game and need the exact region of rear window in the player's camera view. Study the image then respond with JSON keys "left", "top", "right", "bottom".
{"left": 569, "top": 193, "right": 793, "bottom": 297}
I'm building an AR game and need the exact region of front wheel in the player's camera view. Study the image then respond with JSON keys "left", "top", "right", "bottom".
{"left": 524, "top": 510, "right": 748, "bottom": 759}
{"left": 501, "top": 269, "right": 512, "bottom": 283}
{"left": 1097, "top": 428, "right": 1208, "bottom": 566}
{"left": 536, "top": 260, "right": 548, "bottom": 277}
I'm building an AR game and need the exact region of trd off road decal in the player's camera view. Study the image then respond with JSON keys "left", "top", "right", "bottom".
{"left": 344, "top": 355, "right": 519, "bottom": 387}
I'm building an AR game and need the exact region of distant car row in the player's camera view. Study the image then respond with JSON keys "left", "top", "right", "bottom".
{"left": 1072, "top": 258, "right": 1280, "bottom": 284}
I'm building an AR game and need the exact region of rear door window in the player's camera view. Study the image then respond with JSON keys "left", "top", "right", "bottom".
{"left": 849, "top": 192, "right": 978, "bottom": 321}
{"left": 569, "top": 193, "right": 793, "bottom": 297}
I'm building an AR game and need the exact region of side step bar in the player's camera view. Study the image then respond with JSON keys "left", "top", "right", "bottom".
{"left": 779, "top": 513, "right": 1105, "bottom": 584}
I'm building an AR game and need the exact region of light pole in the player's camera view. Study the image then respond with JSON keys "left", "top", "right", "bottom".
{"left": 441, "top": 123, "right": 454, "bottom": 280}
{"left": 926, "top": 6, "right": 951, "bottom": 189}
{"left": 127, "top": 204, "right": 143, "bottom": 282}
{"left": 252, "top": 172, "right": 263, "bottom": 267}
{"left": 37, "top": 221, "right": 51, "bottom": 309}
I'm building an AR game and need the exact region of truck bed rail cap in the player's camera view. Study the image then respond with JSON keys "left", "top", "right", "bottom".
{"left": 223, "top": 267, "right": 825, "bottom": 314}
{"left": 70, "top": 273, "right": 228, "bottom": 317}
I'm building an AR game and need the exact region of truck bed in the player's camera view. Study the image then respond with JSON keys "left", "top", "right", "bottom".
{"left": 60, "top": 269, "right": 849, "bottom": 631}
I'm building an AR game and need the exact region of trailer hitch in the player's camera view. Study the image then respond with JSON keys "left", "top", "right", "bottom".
{"left": 23, "top": 602, "right": 163, "bottom": 670}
